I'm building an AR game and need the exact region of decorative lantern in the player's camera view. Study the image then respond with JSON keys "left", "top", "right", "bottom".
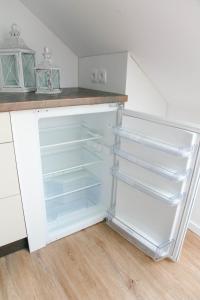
{"left": 0, "top": 24, "right": 36, "bottom": 92}
{"left": 35, "top": 47, "right": 61, "bottom": 94}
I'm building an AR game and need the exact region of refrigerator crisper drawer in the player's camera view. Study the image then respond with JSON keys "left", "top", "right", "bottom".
{"left": 107, "top": 214, "right": 174, "bottom": 261}
{"left": 46, "top": 185, "right": 106, "bottom": 241}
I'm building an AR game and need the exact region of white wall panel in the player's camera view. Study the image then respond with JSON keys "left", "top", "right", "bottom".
{"left": 125, "top": 55, "right": 167, "bottom": 117}
{"left": 79, "top": 52, "right": 128, "bottom": 94}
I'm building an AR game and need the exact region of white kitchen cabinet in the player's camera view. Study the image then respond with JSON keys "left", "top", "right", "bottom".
{"left": 11, "top": 104, "right": 200, "bottom": 261}
{"left": 0, "top": 195, "right": 26, "bottom": 247}
{"left": 0, "top": 113, "right": 26, "bottom": 248}
{"left": 0, "top": 143, "right": 20, "bottom": 199}
{"left": 0, "top": 113, "right": 12, "bottom": 143}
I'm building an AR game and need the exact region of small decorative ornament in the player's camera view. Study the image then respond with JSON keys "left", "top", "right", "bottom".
{"left": 35, "top": 47, "right": 61, "bottom": 94}
{"left": 0, "top": 24, "right": 36, "bottom": 92}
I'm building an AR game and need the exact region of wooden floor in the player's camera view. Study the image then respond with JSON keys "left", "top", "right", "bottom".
{"left": 1, "top": 223, "right": 200, "bottom": 300}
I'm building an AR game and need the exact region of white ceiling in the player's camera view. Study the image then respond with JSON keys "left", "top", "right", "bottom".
{"left": 20, "top": 0, "right": 200, "bottom": 107}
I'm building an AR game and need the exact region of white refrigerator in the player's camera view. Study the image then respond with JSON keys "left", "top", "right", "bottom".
{"left": 11, "top": 103, "right": 200, "bottom": 261}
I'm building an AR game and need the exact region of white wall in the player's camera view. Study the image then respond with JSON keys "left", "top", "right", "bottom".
{"left": 0, "top": 0, "right": 78, "bottom": 87}
{"left": 167, "top": 104, "right": 200, "bottom": 236}
{"left": 79, "top": 52, "right": 128, "bottom": 94}
{"left": 167, "top": 103, "right": 200, "bottom": 124}
{"left": 125, "top": 55, "right": 167, "bottom": 117}
{"left": 79, "top": 52, "right": 167, "bottom": 119}
{"left": 20, "top": 0, "right": 200, "bottom": 111}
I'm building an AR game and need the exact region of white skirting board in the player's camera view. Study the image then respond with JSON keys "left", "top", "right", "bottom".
{"left": 189, "top": 221, "right": 200, "bottom": 236}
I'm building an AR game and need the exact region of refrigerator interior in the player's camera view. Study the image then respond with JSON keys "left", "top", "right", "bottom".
{"left": 108, "top": 112, "right": 199, "bottom": 260}
{"left": 38, "top": 111, "right": 117, "bottom": 242}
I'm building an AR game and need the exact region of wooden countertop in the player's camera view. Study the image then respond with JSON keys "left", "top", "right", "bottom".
{"left": 0, "top": 88, "right": 127, "bottom": 112}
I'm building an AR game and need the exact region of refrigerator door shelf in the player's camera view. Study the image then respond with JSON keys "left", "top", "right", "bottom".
{"left": 114, "top": 127, "right": 195, "bottom": 158}
{"left": 107, "top": 214, "right": 174, "bottom": 261}
{"left": 113, "top": 147, "right": 188, "bottom": 182}
{"left": 113, "top": 169, "right": 182, "bottom": 206}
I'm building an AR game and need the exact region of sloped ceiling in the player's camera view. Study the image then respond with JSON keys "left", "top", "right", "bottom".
{"left": 20, "top": 0, "right": 200, "bottom": 106}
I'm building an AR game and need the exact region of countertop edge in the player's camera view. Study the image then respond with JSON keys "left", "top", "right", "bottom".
{"left": 0, "top": 95, "right": 128, "bottom": 113}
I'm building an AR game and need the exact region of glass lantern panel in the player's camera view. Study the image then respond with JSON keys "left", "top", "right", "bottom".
{"left": 22, "top": 53, "right": 36, "bottom": 88}
{"left": 52, "top": 69, "right": 60, "bottom": 89}
{"left": 37, "top": 70, "right": 50, "bottom": 90}
{"left": 36, "top": 69, "right": 60, "bottom": 92}
{"left": 0, "top": 54, "right": 19, "bottom": 87}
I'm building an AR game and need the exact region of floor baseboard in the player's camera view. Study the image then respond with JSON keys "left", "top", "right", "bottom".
{"left": 0, "top": 238, "right": 28, "bottom": 258}
{"left": 189, "top": 221, "right": 200, "bottom": 236}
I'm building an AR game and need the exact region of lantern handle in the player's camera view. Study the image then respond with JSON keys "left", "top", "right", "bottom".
{"left": 10, "top": 24, "right": 21, "bottom": 38}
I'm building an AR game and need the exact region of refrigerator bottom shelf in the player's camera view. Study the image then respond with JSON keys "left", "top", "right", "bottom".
{"left": 47, "top": 210, "right": 106, "bottom": 243}
{"left": 106, "top": 214, "right": 174, "bottom": 261}
{"left": 46, "top": 186, "right": 106, "bottom": 242}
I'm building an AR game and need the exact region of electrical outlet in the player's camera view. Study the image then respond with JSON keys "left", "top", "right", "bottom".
{"left": 98, "top": 69, "right": 107, "bottom": 84}
{"left": 91, "top": 69, "right": 98, "bottom": 83}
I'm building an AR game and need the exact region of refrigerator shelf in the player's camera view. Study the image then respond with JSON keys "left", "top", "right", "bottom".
{"left": 106, "top": 214, "right": 174, "bottom": 261}
{"left": 42, "top": 147, "right": 102, "bottom": 178}
{"left": 114, "top": 147, "right": 188, "bottom": 182}
{"left": 40, "top": 124, "right": 102, "bottom": 149}
{"left": 44, "top": 168, "right": 101, "bottom": 201}
{"left": 113, "top": 170, "right": 182, "bottom": 206}
{"left": 114, "top": 127, "right": 194, "bottom": 157}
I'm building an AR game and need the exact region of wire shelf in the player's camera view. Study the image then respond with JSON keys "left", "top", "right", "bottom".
{"left": 42, "top": 147, "right": 102, "bottom": 178}
{"left": 44, "top": 168, "right": 101, "bottom": 201}
{"left": 40, "top": 124, "right": 102, "bottom": 149}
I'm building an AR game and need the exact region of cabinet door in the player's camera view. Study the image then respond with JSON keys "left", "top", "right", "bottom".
{"left": 0, "top": 195, "right": 26, "bottom": 246}
{"left": 0, "top": 113, "right": 12, "bottom": 143}
{"left": 0, "top": 143, "right": 20, "bottom": 199}
{"left": 107, "top": 109, "right": 200, "bottom": 261}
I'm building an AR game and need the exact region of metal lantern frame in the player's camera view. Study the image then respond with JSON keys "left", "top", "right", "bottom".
{"left": 35, "top": 47, "right": 61, "bottom": 94}
{"left": 0, "top": 24, "right": 36, "bottom": 93}
{"left": 35, "top": 66, "right": 61, "bottom": 94}
{"left": 0, "top": 48, "right": 36, "bottom": 92}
